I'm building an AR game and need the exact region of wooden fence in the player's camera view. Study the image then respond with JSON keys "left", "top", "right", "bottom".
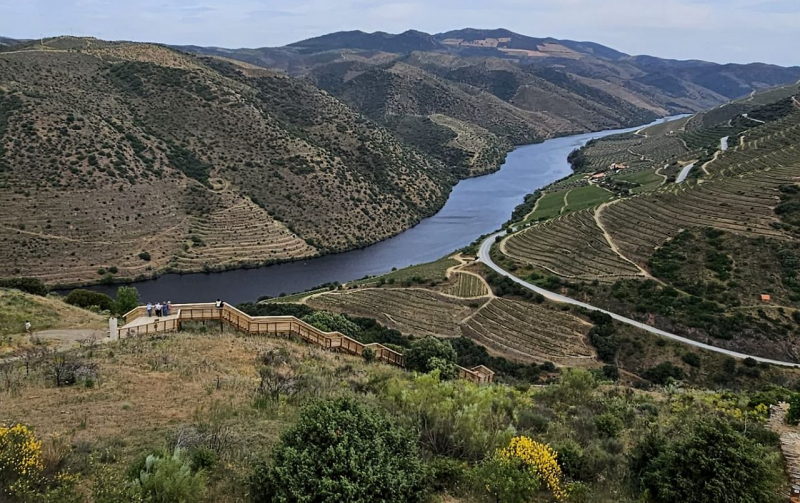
{"left": 120, "top": 303, "right": 494, "bottom": 384}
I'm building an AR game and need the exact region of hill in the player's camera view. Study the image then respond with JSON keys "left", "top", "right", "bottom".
{"left": 494, "top": 86, "right": 800, "bottom": 362}
{"left": 0, "top": 287, "right": 795, "bottom": 502}
{"left": 177, "top": 28, "right": 800, "bottom": 173}
{"left": 0, "top": 37, "right": 454, "bottom": 286}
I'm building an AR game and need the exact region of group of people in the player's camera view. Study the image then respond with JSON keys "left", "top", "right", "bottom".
{"left": 146, "top": 301, "right": 171, "bottom": 317}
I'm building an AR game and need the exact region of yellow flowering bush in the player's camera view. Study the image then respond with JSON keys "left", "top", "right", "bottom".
{"left": 496, "top": 436, "right": 565, "bottom": 500}
{"left": 0, "top": 423, "right": 45, "bottom": 497}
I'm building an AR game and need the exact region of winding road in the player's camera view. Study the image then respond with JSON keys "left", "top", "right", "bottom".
{"left": 478, "top": 232, "right": 799, "bottom": 367}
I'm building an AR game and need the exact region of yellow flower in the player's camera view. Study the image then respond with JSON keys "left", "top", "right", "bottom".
{"left": 496, "top": 436, "right": 566, "bottom": 500}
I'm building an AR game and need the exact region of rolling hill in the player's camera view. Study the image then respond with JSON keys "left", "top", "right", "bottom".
{"left": 0, "top": 37, "right": 453, "bottom": 285}
{"left": 178, "top": 28, "right": 800, "bottom": 174}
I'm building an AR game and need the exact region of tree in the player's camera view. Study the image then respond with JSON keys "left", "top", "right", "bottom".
{"left": 251, "top": 397, "right": 425, "bottom": 503}
{"left": 470, "top": 457, "right": 540, "bottom": 503}
{"left": 64, "top": 289, "right": 114, "bottom": 312}
{"left": 301, "top": 311, "right": 361, "bottom": 338}
{"left": 0, "top": 277, "right": 48, "bottom": 296}
{"left": 115, "top": 286, "right": 140, "bottom": 315}
{"left": 632, "top": 418, "right": 783, "bottom": 503}
{"left": 405, "top": 337, "right": 458, "bottom": 378}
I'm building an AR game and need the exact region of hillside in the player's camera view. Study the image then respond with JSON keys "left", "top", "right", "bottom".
{"left": 0, "top": 287, "right": 796, "bottom": 502}
{"left": 494, "top": 86, "right": 800, "bottom": 362}
{"left": 179, "top": 28, "right": 800, "bottom": 175}
{"left": 0, "top": 37, "right": 454, "bottom": 285}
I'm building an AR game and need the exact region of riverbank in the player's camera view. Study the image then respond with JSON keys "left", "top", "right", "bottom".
{"left": 74, "top": 116, "right": 679, "bottom": 304}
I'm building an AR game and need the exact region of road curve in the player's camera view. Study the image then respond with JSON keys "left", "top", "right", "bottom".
{"left": 478, "top": 232, "right": 799, "bottom": 367}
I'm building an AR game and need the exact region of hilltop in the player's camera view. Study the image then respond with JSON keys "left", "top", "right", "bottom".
{"left": 178, "top": 27, "right": 800, "bottom": 177}
{"left": 0, "top": 37, "right": 454, "bottom": 285}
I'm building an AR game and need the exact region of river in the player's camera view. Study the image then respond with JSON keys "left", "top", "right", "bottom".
{"left": 85, "top": 116, "right": 680, "bottom": 304}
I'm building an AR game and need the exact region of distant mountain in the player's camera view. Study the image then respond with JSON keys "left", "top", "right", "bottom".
{"left": 0, "top": 36, "right": 24, "bottom": 46}
{"left": 174, "top": 28, "right": 800, "bottom": 172}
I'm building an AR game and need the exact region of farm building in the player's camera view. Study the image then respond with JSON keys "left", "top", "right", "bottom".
{"left": 760, "top": 294, "right": 771, "bottom": 302}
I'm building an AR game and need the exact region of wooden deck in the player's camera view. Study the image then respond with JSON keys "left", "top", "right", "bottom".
{"left": 119, "top": 302, "right": 494, "bottom": 384}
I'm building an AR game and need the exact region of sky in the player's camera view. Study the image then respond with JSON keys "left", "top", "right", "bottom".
{"left": 1, "top": 0, "right": 798, "bottom": 66}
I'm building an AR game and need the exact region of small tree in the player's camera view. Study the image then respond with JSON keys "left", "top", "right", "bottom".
{"left": 301, "top": 311, "right": 361, "bottom": 338}
{"left": 632, "top": 418, "right": 783, "bottom": 503}
{"left": 470, "top": 457, "right": 540, "bottom": 503}
{"left": 405, "top": 337, "right": 458, "bottom": 378}
{"left": 130, "top": 448, "right": 205, "bottom": 503}
{"left": 251, "top": 397, "right": 425, "bottom": 502}
{"left": 115, "top": 286, "right": 140, "bottom": 315}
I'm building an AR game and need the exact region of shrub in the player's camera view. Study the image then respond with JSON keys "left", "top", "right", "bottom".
{"left": 130, "top": 448, "right": 206, "bottom": 503}
{"left": 0, "top": 424, "right": 44, "bottom": 498}
{"left": 643, "top": 362, "right": 685, "bottom": 385}
{"left": 496, "top": 436, "right": 565, "bottom": 500}
{"left": 405, "top": 337, "right": 458, "bottom": 378}
{"left": 301, "top": 311, "right": 361, "bottom": 338}
{"left": 138, "top": 251, "right": 151, "bottom": 261}
{"left": 0, "top": 277, "right": 48, "bottom": 296}
{"left": 681, "top": 352, "right": 701, "bottom": 367}
{"left": 250, "top": 397, "right": 424, "bottom": 502}
{"left": 631, "top": 418, "right": 782, "bottom": 503}
{"left": 594, "top": 413, "right": 624, "bottom": 438}
{"left": 426, "top": 457, "right": 469, "bottom": 494}
{"left": 470, "top": 456, "right": 540, "bottom": 503}
{"left": 787, "top": 394, "right": 800, "bottom": 425}
{"left": 361, "top": 346, "right": 375, "bottom": 363}
{"left": 115, "top": 286, "right": 140, "bottom": 315}
{"left": 65, "top": 289, "right": 114, "bottom": 312}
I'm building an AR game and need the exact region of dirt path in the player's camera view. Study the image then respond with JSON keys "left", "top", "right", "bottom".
{"left": 560, "top": 190, "right": 572, "bottom": 214}
{"left": 522, "top": 191, "right": 546, "bottom": 222}
{"left": 593, "top": 202, "right": 652, "bottom": 279}
{"left": 655, "top": 164, "right": 669, "bottom": 184}
{"left": 767, "top": 402, "right": 800, "bottom": 498}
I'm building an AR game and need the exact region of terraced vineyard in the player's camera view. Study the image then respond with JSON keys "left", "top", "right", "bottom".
{"left": 172, "top": 199, "right": 315, "bottom": 270}
{"left": 503, "top": 208, "right": 643, "bottom": 282}
{"left": 306, "top": 288, "right": 480, "bottom": 337}
{"left": 503, "top": 100, "right": 800, "bottom": 281}
{"left": 461, "top": 298, "right": 594, "bottom": 366}
{"left": 440, "top": 272, "right": 490, "bottom": 298}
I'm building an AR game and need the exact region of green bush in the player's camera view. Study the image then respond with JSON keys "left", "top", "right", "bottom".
{"left": 787, "top": 394, "right": 800, "bottom": 425}
{"left": 0, "top": 277, "right": 48, "bottom": 296}
{"left": 594, "top": 413, "right": 624, "bottom": 438}
{"left": 301, "top": 311, "right": 361, "bottom": 338}
{"left": 251, "top": 397, "right": 425, "bottom": 503}
{"left": 631, "top": 418, "right": 782, "bottom": 503}
{"left": 643, "top": 362, "right": 685, "bottom": 385}
{"left": 362, "top": 346, "right": 376, "bottom": 363}
{"left": 405, "top": 337, "right": 458, "bottom": 378}
{"left": 115, "top": 286, "right": 140, "bottom": 315}
{"left": 138, "top": 251, "right": 151, "bottom": 261}
{"left": 681, "top": 352, "right": 701, "bottom": 367}
{"left": 130, "top": 448, "right": 206, "bottom": 503}
{"left": 469, "top": 457, "right": 540, "bottom": 503}
{"left": 65, "top": 289, "right": 114, "bottom": 312}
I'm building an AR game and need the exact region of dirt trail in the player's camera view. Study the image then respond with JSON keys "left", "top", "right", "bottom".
{"left": 593, "top": 202, "right": 652, "bottom": 279}
{"left": 560, "top": 190, "right": 572, "bottom": 214}
{"left": 522, "top": 191, "right": 546, "bottom": 222}
{"left": 767, "top": 402, "right": 800, "bottom": 499}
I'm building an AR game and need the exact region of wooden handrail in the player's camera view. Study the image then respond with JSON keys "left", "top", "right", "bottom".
{"left": 120, "top": 303, "right": 493, "bottom": 383}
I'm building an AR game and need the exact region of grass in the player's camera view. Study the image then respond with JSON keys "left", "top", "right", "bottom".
{"left": 349, "top": 257, "right": 459, "bottom": 288}
{"left": 0, "top": 329, "right": 408, "bottom": 502}
{"left": 0, "top": 288, "right": 105, "bottom": 337}
{"left": 613, "top": 168, "right": 664, "bottom": 193}
{"left": 524, "top": 190, "right": 567, "bottom": 223}
{"left": 563, "top": 185, "right": 613, "bottom": 212}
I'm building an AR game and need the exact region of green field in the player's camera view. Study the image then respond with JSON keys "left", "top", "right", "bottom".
{"left": 613, "top": 169, "right": 664, "bottom": 193}
{"left": 563, "top": 185, "right": 613, "bottom": 212}
{"left": 524, "top": 190, "right": 567, "bottom": 222}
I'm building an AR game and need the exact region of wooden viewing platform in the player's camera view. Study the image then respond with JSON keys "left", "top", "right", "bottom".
{"left": 118, "top": 302, "right": 494, "bottom": 384}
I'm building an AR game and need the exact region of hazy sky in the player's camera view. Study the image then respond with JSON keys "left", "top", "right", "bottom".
{"left": 1, "top": 0, "right": 798, "bottom": 66}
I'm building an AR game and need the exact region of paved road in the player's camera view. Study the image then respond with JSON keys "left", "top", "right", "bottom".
{"left": 720, "top": 136, "right": 729, "bottom": 151}
{"left": 478, "top": 232, "right": 799, "bottom": 367}
{"left": 675, "top": 162, "right": 695, "bottom": 183}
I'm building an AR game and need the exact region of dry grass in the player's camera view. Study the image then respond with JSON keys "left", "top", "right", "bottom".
{"left": 0, "top": 288, "right": 105, "bottom": 337}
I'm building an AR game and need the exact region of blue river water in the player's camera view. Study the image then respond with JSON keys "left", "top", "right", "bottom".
{"left": 86, "top": 116, "right": 680, "bottom": 304}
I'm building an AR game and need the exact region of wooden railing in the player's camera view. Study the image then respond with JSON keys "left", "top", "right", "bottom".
{"left": 120, "top": 303, "right": 493, "bottom": 383}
